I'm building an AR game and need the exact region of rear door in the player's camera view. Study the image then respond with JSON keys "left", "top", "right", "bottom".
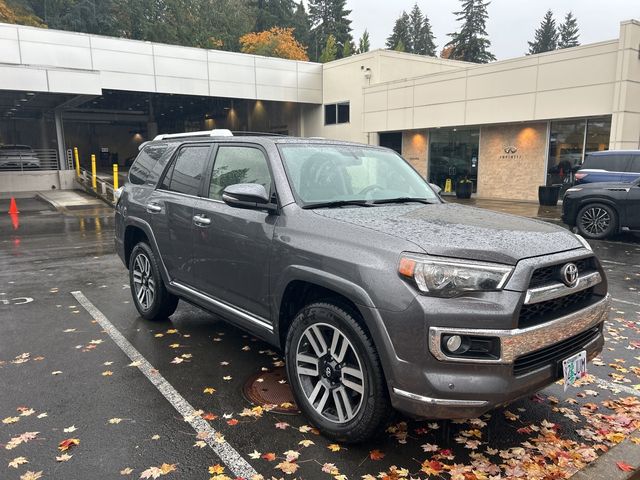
{"left": 620, "top": 154, "right": 640, "bottom": 183}
{"left": 191, "top": 144, "right": 276, "bottom": 322}
{"left": 147, "top": 143, "right": 211, "bottom": 285}
{"left": 624, "top": 179, "right": 640, "bottom": 229}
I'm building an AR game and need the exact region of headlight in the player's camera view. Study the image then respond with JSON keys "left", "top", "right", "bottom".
{"left": 398, "top": 254, "right": 513, "bottom": 298}
{"left": 565, "top": 187, "right": 582, "bottom": 194}
{"left": 574, "top": 233, "right": 592, "bottom": 251}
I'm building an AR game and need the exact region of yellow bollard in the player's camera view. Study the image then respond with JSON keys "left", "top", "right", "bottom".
{"left": 444, "top": 178, "right": 452, "bottom": 193}
{"left": 73, "top": 147, "right": 80, "bottom": 177}
{"left": 113, "top": 163, "right": 119, "bottom": 191}
{"left": 91, "top": 154, "right": 97, "bottom": 190}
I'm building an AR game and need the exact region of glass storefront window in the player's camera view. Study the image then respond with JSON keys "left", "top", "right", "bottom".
{"left": 547, "top": 116, "right": 611, "bottom": 189}
{"left": 428, "top": 128, "right": 479, "bottom": 193}
{"left": 585, "top": 116, "right": 612, "bottom": 154}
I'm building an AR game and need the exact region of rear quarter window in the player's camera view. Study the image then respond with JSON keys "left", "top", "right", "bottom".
{"left": 581, "top": 154, "right": 629, "bottom": 172}
{"left": 628, "top": 154, "right": 640, "bottom": 173}
{"left": 129, "top": 143, "right": 170, "bottom": 185}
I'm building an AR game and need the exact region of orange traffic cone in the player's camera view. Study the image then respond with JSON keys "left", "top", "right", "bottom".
{"left": 8, "top": 197, "right": 19, "bottom": 214}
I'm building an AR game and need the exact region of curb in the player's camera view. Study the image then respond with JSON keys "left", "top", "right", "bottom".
{"left": 571, "top": 434, "right": 640, "bottom": 480}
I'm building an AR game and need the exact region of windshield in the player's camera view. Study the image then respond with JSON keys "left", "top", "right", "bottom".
{"left": 278, "top": 144, "right": 439, "bottom": 206}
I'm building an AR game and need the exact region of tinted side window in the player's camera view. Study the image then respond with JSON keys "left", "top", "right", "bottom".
{"left": 209, "top": 146, "right": 271, "bottom": 200}
{"left": 129, "top": 143, "right": 169, "bottom": 185}
{"left": 163, "top": 146, "right": 209, "bottom": 196}
{"left": 628, "top": 154, "right": 640, "bottom": 173}
{"left": 582, "top": 154, "right": 629, "bottom": 172}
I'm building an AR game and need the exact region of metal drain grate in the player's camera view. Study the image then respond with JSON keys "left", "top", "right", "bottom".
{"left": 242, "top": 367, "right": 299, "bottom": 415}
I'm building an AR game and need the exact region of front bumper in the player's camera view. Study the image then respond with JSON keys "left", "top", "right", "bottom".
{"left": 385, "top": 294, "right": 609, "bottom": 419}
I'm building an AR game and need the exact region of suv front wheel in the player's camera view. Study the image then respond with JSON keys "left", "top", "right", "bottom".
{"left": 129, "top": 242, "right": 179, "bottom": 320}
{"left": 285, "top": 302, "right": 389, "bottom": 443}
{"left": 576, "top": 203, "right": 617, "bottom": 239}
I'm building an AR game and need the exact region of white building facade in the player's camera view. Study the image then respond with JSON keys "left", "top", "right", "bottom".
{"left": 0, "top": 19, "right": 638, "bottom": 200}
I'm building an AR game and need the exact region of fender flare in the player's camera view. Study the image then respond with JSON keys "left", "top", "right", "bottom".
{"left": 124, "top": 217, "right": 172, "bottom": 285}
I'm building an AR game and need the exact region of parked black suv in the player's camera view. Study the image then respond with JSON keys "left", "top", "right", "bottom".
{"left": 562, "top": 177, "right": 640, "bottom": 239}
{"left": 115, "top": 130, "right": 609, "bottom": 442}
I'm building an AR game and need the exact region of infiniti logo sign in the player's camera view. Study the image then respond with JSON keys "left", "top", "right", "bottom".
{"left": 561, "top": 263, "right": 579, "bottom": 288}
{"left": 503, "top": 145, "right": 518, "bottom": 154}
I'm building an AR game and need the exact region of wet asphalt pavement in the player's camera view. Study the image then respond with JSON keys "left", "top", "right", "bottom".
{"left": 1, "top": 198, "right": 639, "bottom": 480}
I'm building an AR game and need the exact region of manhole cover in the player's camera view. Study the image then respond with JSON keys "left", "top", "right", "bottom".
{"left": 243, "top": 367, "right": 299, "bottom": 415}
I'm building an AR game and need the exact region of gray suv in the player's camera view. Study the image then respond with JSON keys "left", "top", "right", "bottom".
{"left": 115, "top": 130, "right": 609, "bottom": 442}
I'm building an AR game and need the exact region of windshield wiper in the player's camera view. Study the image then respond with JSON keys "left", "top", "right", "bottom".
{"left": 302, "top": 200, "right": 374, "bottom": 209}
{"left": 371, "top": 197, "right": 435, "bottom": 205}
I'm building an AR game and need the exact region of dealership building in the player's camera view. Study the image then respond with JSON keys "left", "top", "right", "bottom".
{"left": 0, "top": 19, "right": 638, "bottom": 201}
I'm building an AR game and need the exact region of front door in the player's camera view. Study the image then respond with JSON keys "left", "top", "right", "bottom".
{"left": 150, "top": 143, "right": 211, "bottom": 285}
{"left": 191, "top": 144, "right": 276, "bottom": 321}
{"left": 428, "top": 128, "right": 479, "bottom": 194}
{"left": 625, "top": 180, "right": 640, "bottom": 230}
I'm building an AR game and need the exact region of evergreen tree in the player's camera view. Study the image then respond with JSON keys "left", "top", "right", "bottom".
{"left": 527, "top": 9, "right": 558, "bottom": 54}
{"left": 308, "top": 0, "right": 353, "bottom": 60}
{"left": 319, "top": 33, "right": 337, "bottom": 62}
{"left": 357, "top": 29, "right": 370, "bottom": 53}
{"left": 342, "top": 40, "right": 353, "bottom": 57}
{"left": 409, "top": 4, "right": 436, "bottom": 56}
{"left": 558, "top": 11, "right": 579, "bottom": 49}
{"left": 386, "top": 11, "right": 411, "bottom": 52}
{"left": 291, "top": 1, "right": 312, "bottom": 50}
{"left": 394, "top": 39, "right": 405, "bottom": 52}
{"left": 446, "top": 0, "right": 496, "bottom": 63}
{"left": 252, "top": 0, "right": 295, "bottom": 32}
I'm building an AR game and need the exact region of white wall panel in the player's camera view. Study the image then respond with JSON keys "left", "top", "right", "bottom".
{"left": 99, "top": 71, "right": 156, "bottom": 92}
{"left": 209, "top": 81, "right": 256, "bottom": 99}
{"left": 0, "top": 65, "right": 48, "bottom": 91}
{"left": 0, "top": 25, "right": 20, "bottom": 64}
{"left": 47, "top": 69, "right": 101, "bottom": 94}
{"left": 154, "top": 56, "right": 208, "bottom": 80}
{"left": 90, "top": 35, "right": 152, "bottom": 55}
{"left": 156, "top": 76, "right": 208, "bottom": 96}
{"left": 92, "top": 49, "right": 154, "bottom": 75}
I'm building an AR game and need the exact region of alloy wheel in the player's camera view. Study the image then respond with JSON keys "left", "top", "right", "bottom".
{"left": 132, "top": 253, "right": 155, "bottom": 311}
{"left": 580, "top": 207, "right": 611, "bottom": 236}
{"left": 295, "top": 323, "right": 365, "bottom": 424}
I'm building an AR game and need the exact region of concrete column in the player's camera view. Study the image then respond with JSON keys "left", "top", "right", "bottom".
{"left": 610, "top": 20, "right": 640, "bottom": 150}
{"left": 54, "top": 110, "right": 66, "bottom": 170}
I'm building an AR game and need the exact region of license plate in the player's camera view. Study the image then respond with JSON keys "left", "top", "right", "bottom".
{"left": 562, "top": 350, "right": 587, "bottom": 390}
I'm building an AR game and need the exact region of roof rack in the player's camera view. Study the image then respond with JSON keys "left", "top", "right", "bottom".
{"left": 153, "top": 129, "right": 233, "bottom": 141}
{"left": 231, "top": 131, "right": 288, "bottom": 137}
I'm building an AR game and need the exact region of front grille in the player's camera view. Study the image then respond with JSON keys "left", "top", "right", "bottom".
{"left": 518, "top": 288, "right": 598, "bottom": 329}
{"left": 528, "top": 257, "right": 595, "bottom": 289}
{"left": 513, "top": 326, "right": 600, "bottom": 376}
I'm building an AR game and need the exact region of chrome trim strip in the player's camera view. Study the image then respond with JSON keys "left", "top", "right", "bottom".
{"left": 392, "top": 388, "right": 489, "bottom": 407}
{"left": 171, "top": 281, "right": 273, "bottom": 333}
{"left": 524, "top": 271, "right": 601, "bottom": 305}
{"left": 428, "top": 294, "right": 609, "bottom": 364}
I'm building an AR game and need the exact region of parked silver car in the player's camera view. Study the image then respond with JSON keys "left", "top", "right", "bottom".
{"left": 0, "top": 145, "right": 40, "bottom": 169}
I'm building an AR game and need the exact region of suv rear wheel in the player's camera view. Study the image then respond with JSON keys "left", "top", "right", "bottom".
{"left": 285, "top": 302, "right": 389, "bottom": 443}
{"left": 129, "top": 242, "right": 179, "bottom": 320}
{"left": 576, "top": 203, "right": 617, "bottom": 239}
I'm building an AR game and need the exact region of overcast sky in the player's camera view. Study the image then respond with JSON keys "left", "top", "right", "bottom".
{"left": 345, "top": 0, "right": 639, "bottom": 60}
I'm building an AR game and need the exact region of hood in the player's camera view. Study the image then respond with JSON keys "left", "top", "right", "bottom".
{"left": 313, "top": 203, "right": 582, "bottom": 265}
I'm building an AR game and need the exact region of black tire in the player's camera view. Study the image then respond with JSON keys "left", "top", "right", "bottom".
{"left": 576, "top": 203, "right": 617, "bottom": 240}
{"left": 285, "top": 301, "right": 390, "bottom": 443}
{"left": 129, "top": 242, "right": 179, "bottom": 320}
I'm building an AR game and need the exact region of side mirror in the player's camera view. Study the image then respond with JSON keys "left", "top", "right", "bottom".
{"left": 222, "top": 183, "right": 276, "bottom": 212}
{"left": 429, "top": 183, "right": 442, "bottom": 195}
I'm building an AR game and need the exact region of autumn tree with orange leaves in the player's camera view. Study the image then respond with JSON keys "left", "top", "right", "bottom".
{"left": 240, "top": 27, "right": 309, "bottom": 61}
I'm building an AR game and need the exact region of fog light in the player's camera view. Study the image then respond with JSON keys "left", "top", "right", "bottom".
{"left": 445, "top": 335, "right": 463, "bottom": 353}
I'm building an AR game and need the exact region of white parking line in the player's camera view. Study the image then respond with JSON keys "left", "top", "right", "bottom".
{"left": 71, "top": 291, "right": 258, "bottom": 479}
{"left": 592, "top": 377, "right": 640, "bottom": 397}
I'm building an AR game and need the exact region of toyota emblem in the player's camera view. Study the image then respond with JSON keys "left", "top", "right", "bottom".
{"left": 561, "top": 263, "right": 579, "bottom": 288}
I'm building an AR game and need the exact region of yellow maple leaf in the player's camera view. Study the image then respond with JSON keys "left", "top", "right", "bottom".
{"left": 160, "top": 463, "right": 177, "bottom": 474}
{"left": 3, "top": 416, "right": 20, "bottom": 424}
{"left": 299, "top": 439, "right": 314, "bottom": 447}
{"left": 327, "top": 443, "right": 341, "bottom": 452}
{"left": 203, "top": 387, "right": 216, "bottom": 394}
{"left": 606, "top": 432, "right": 626, "bottom": 444}
{"left": 102, "top": 371, "right": 113, "bottom": 376}
{"left": 20, "top": 471, "right": 43, "bottom": 480}
{"left": 9, "top": 456, "right": 28, "bottom": 468}
{"left": 209, "top": 464, "right": 225, "bottom": 474}
{"left": 276, "top": 461, "right": 299, "bottom": 474}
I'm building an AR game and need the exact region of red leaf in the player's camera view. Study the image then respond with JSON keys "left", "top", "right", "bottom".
{"left": 617, "top": 461, "right": 635, "bottom": 472}
{"left": 369, "top": 449, "right": 385, "bottom": 460}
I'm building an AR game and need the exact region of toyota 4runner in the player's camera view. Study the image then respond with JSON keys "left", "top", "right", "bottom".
{"left": 115, "top": 129, "right": 609, "bottom": 442}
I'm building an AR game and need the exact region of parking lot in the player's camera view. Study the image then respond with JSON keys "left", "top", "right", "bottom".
{"left": 1, "top": 198, "right": 639, "bottom": 479}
